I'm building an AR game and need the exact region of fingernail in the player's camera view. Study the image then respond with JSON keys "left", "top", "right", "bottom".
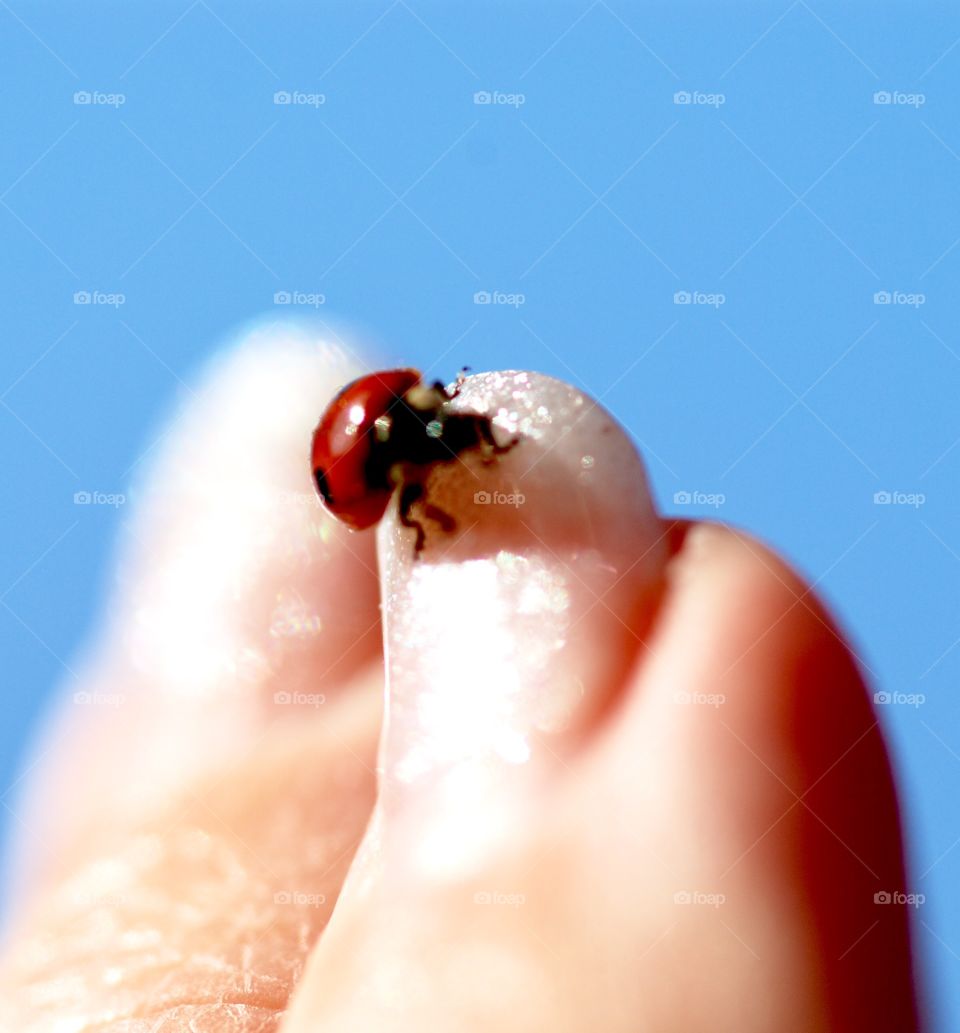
{"left": 373, "top": 370, "right": 668, "bottom": 875}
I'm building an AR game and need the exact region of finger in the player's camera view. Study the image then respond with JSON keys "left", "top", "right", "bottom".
{"left": 282, "top": 520, "right": 916, "bottom": 1031}
{"left": 370, "top": 369, "right": 669, "bottom": 872}
{"left": 282, "top": 369, "right": 673, "bottom": 1029}
{"left": 0, "top": 690, "right": 379, "bottom": 1033}
{"left": 595, "top": 521, "right": 918, "bottom": 1031}
{"left": 9, "top": 322, "right": 383, "bottom": 907}
{"left": 1, "top": 322, "right": 389, "bottom": 1033}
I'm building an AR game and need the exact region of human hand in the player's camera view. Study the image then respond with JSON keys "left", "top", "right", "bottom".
{"left": 0, "top": 327, "right": 918, "bottom": 1032}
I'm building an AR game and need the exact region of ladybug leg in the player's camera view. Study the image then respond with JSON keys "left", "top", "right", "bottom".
{"left": 476, "top": 416, "right": 519, "bottom": 463}
{"left": 423, "top": 502, "right": 456, "bottom": 535}
{"left": 398, "top": 482, "right": 458, "bottom": 555}
{"left": 398, "top": 481, "right": 427, "bottom": 555}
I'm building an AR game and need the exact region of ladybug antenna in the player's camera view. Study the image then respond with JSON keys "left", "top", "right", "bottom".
{"left": 448, "top": 366, "right": 470, "bottom": 398}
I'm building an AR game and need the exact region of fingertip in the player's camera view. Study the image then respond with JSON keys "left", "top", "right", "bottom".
{"left": 611, "top": 520, "right": 919, "bottom": 1031}
{"left": 10, "top": 321, "right": 386, "bottom": 899}
{"left": 370, "top": 370, "right": 667, "bottom": 871}
{"left": 120, "top": 319, "right": 383, "bottom": 705}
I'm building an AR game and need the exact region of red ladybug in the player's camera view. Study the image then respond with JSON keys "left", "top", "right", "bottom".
{"left": 310, "top": 368, "right": 513, "bottom": 553}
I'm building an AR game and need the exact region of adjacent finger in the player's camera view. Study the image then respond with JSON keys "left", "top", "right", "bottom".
{"left": 9, "top": 322, "right": 383, "bottom": 904}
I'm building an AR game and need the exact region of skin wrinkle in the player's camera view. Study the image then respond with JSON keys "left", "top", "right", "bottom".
{"left": 76, "top": 1004, "right": 282, "bottom": 1033}
{"left": 0, "top": 684, "right": 381, "bottom": 1033}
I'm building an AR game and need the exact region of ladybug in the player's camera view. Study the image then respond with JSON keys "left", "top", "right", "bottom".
{"left": 310, "top": 368, "right": 514, "bottom": 553}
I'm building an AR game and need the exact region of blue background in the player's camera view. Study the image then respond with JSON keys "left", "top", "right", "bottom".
{"left": 1, "top": 1, "right": 957, "bottom": 1027}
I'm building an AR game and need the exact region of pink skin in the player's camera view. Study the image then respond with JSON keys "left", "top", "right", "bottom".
{"left": 0, "top": 328, "right": 918, "bottom": 1033}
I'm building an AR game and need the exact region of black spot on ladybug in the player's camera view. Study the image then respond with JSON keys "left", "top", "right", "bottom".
{"left": 313, "top": 466, "right": 334, "bottom": 506}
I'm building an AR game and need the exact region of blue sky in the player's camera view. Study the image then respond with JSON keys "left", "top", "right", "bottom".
{"left": 1, "top": 1, "right": 958, "bottom": 1027}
